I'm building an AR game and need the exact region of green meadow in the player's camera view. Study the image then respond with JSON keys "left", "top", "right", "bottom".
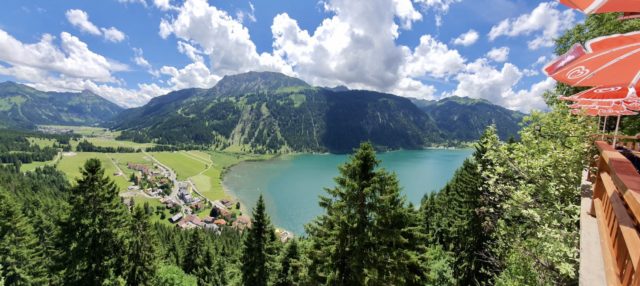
{"left": 57, "top": 152, "right": 132, "bottom": 192}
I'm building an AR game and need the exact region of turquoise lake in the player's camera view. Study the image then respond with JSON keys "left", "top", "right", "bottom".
{"left": 223, "top": 149, "right": 473, "bottom": 234}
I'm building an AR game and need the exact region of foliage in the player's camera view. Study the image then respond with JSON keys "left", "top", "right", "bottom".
{"left": 421, "top": 135, "right": 493, "bottom": 285}
{"left": 128, "top": 206, "right": 159, "bottom": 286}
{"left": 0, "top": 189, "right": 47, "bottom": 285}
{"left": 0, "top": 81, "right": 122, "bottom": 130}
{"left": 76, "top": 139, "right": 139, "bottom": 153}
{"left": 241, "top": 195, "right": 277, "bottom": 286}
{"left": 413, "top": 96, "right": 524, "bottom": 142}
{"left": 305, "top": 142, "right": 428, "bottom": 285}
{"left": 60, "top": 159, "right": 133, "bottom": 285}
{"left": 155, "top": 264, "right": 198, "bottom": 286}
{"left": 112, "top": 71, "right": 443, "bottom": 153}
{"left": 275, "top": 239, "right": 301, "bottom": 286}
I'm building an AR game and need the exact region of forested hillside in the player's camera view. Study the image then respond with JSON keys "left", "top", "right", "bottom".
{"left": 0, "top": 82, "right": 123, "bottom": 130}
{"left": 413, "top": 96, "right": 524, "bottom": 141}
{"left": 113, "top": 72, "right": 443, "bottom": 153}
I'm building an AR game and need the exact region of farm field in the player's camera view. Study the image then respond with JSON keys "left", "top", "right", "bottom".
{"left": 27, "top": 137, "right": 57, "bottom": 148}
{"left": 20, "top": 152, "right": 61, "bottom": 172}
{"left": 192, "top": 152, "right": 271, "bottom": 201}
{"left": 70, "top": 137, "right": 155, "bottom": 150}
{"left": 57, "top": 152, "right": 132, "bottom": 192}
{"left": 149, "top": 152, "right": 208, "bottom": 180}
{"left": 38, "top": 125, "right": 112, "bottom": 137}
{"left": 106, "top": 152, "right": 154, "bottom": 176}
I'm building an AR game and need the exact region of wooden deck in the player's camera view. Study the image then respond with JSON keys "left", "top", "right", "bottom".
{"left": 581, "top": 169, "right": 606, "bottom": 286}
{"left": 584, "top": 140, "right": 640, "bottom": 285}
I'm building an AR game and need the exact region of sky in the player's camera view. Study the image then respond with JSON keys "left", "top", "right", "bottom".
{"left": 0, "top": 0, "right": 583, "bottom": 112}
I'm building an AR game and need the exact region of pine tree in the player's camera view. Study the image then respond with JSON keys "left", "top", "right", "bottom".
{"left": 0, "top": 264, "right": 4, "bottom": 286}
{"left": 127, "top": 206, "right": 158, "bottom": 286}
{"left": 61, "top": 158, "right": 132, "bottom": 285}
{"left": 0, "top": 189, "right": 46, "bottom": 285}
{"left": 183, "top": 230, "right": 206, "bottom": 276}
{"left": 275, "top": 240, "right": 300, "bottom": 286}
{"left": 241, "top": 195, "right": 276, "bottom": 286}
{"left": 420, "top": 127, "right": 500, "bottom": 285}
{"left": 306, "top": 142, "right": 427, "bottom": 285}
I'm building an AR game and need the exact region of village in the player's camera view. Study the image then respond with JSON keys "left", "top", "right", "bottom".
{"left": 121, "top": 159, "right": 293, "bottom": 242}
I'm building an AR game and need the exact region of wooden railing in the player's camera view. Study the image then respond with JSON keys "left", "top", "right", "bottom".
{"left": 595, "top": 134, "right": 640, "bottom": 152}
{"left": 591, "top": 141, "right": 640, "bottom": 285}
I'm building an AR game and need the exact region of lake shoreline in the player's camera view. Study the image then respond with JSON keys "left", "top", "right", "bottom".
{"left": 221, "top": 148, "right": 474, "bottom": 234}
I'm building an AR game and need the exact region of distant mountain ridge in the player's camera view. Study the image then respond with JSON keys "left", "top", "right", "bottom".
{"left": 0, "top": 73, "right": 524, "bottom": 151}
{"left": 0, "top": 82, "right": 123, "bottom": 130}
{"left": 113, "top": 72, "right": 443, "bottom": 153}
{"left": 412, "top": 96, "right": 524, "bottom": 141}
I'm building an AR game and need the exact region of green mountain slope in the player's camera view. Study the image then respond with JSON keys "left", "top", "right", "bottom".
{"left": 0, "top": 81, "right": 123, "bottom": 129}
{"left": 113, "top": 72, "right": 443, "bottom": 153}
{"left": 412, "top": 96, "right": 524, "bottom": 141}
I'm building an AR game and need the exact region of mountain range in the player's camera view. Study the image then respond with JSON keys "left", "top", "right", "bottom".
{"left": 0, "top": 82, "right": 123, "bottom": 130}
{"left": 0, "top": 72, "right": 525, "bottom": 152}
{"left": 412, "top": 96, "right": 524, "bottom": 141}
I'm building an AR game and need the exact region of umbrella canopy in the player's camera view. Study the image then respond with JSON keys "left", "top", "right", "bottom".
{"left": 558, "top": 0, "right": 640, "bottom": 14}
{"left": 544, "top": 32, "right": 640, "bottom": 87}
{"left": 572, "top": 108, "right": 637, "bottom": 116}
{"left": 558, "top": 85, "right": 636, "bottom": 101}
{"left": 568, "top": 100, "right": 625, "bottom": 109}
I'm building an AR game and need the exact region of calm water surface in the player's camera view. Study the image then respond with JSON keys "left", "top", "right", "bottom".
{"left": 223, "top": 149, "right": 473, "bottom": 234}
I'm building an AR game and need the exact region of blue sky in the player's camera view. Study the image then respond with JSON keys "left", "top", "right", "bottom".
{"left": 0, "top": 0, "right": 583, "bottom": 111}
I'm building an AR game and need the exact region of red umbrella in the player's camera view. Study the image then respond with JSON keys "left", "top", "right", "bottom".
{"left": 558, "top": 85, "right": 637, "bottom": 101}
{"left": 571, "top": 104, "right": 637, "bottom": 145}
{"left": 544, "top": 32, "right": 640, "bottom": 88}
{"left": 558, "top": 0, "right": 640, "bottom": 14}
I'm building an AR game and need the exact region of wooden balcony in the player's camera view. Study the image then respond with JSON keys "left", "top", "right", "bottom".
{"left": 585, "top": 140, "right": 640, "bottom": 285}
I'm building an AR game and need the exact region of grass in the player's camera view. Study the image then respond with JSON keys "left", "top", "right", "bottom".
{"left": 70, "top": 138, "right": 155, "bottom": 150}
{"left": 192, "top": 152, "right": 272, "bottom": 201}
{"left": 150, "top": 152, "right": 207, "bottom": 181}
{"left": 106, "top": 152, "right": 154, "bottom": 176}
{"left": 57, "top": 152, "right": 131, "bottom": 192}
{"left": 290, "top": 94, "right": 306, "bottom": 107}
{"left": 27, "top": 137, "right": 57, "bottom": 148}
{"left": 150, "top": 150, "right": 271, "bottom": 202}
{"left": 20, "top": 152, "right": 62, "bottom": 172}
{"left": 132, "top": 196, "right": 172, "bottom": 225}
{"left": 38, "top": 125, "right": 110, "bottom": 137}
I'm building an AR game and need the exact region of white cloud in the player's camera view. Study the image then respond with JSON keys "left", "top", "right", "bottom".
{"left": 392, "top": 0, "right": 423, "bottom": 29}
{"left": 153, "top": 0, "right": 176, "bottom": 11}
{"left": 486, "top": 46, "right": 509, "bottom": 62}
{"left": 66, "top": 9, "right": 127, "bottom": 43}
{"left": 66, "top": 9, "right": 101, "bottom": 35}
{"left": 488, "top": 2, "right": 575, "bottom": 50}
{"left": 159, "top": 62, "right": 220, "bottom": 90}
{"left": 101, "top": 27, "right": 125, "bottom": 42}
{"left": 0, "top": 29, "right": 166, "bottom": 108}
{"left": 159, "top": 0, "right": 291, "bottom": 76}
{"left": 132, "top": 47, "right": 151, "bottom": 68}
{"left": 450, "top": 59, "right": 551, "bottom": 112}
{"left": 414, "top": 0, "right": 462, "bottom": 26}
{"left": 402, "top": 34, "right": 465, "bottom": 78}
{"left": 533, "top": 55, "right": 548, "bottom": 66}
{"left": 236, "top": 2, "right": 257, "bottom": 24}
{"left": 0, "top": 30, "right": 126, "bottom": 81}
{"left": 117, "top": 0, "right": 147, "bottom": 7}
{"left": 503, "top": 77, "right": 554, "bottom": 112}
{"left": 177, "top": 41, "right": 204, "bottom": 63}
{"left": 452, "top": 29, "right": 479, "bottom": 46}
{"left": 271, "top": 0, "right": 433, "bottom": 97}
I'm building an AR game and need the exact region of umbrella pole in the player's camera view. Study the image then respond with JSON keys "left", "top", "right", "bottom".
{"left": 602, "top": 116, "right": 608, "bottom": 140}
{"left": 613, "top": 115, "right": 621, "bottom": 147}
{"left": 598, "top": 116, "right": 601, "bottom": 136}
